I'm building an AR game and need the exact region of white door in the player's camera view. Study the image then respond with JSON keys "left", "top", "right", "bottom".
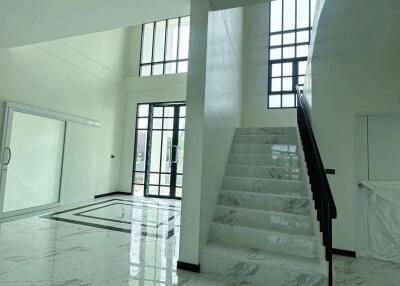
{"left": 0, "top": 111, "right": 66, "bottom": 215}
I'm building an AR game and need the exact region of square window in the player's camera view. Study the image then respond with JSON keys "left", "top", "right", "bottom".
{"left": 283, "top": 33, "right": 295, "bottom": 45}
{"left": 270, "top": 48, "right": 282, "bottom": 60}
{"left": 270, "top": 34, "right": 282, "bottom": 46}
{"left": 150, "top": 173, "right": 159, "bottom": 185}
{"left": 298, "top": 61, "right": 307, "bottom": 75}
{"left": 296, "top": 45, "right": 309, "bottom": 57}
{"left": 298, "top": 76, "right": 305, "bottom": 85}
{"left": 140, "top": 65, "right": 151, "bottom": 77}
{"left": 271, "top": 64, "right": 282, "bottom": 77}
{"left": 153, "top": 64, "right": 163, "bottom": 75}
{"left": 297, "top": 31, "right": 309, "bottom": 43}
{"left": 271, "top": 78, "right": 282, "bottom": 92}
{"left": 283, "top": 47, "right": 295, "bottom": 59}
{"left": 282, "top": 77, "right": 293, "bottom": 91}
{"left": 282, "top": 94, "right": 295, "bottom": 107}
{"left": 165, "top": 63, "right": 177, "bottom": 74}
{"left": 282, "top": 63, "right": 293, "bottom": 76}
{"left": 178, "top": 61, "right": 188, "bottom": 73}
{"left": 269, "top": 95, "right": 281, "bottom": 108}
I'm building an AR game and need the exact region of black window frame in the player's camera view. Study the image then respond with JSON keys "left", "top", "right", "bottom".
{"left": 139, "top": 16, "right": 190, "bottom": 77}
{"left": 268, "top": 0, "right": 314, "bottom": 109}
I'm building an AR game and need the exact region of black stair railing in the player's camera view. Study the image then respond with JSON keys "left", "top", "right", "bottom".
{"left": 296, "top": 86, "right": 337, "bottom": 286}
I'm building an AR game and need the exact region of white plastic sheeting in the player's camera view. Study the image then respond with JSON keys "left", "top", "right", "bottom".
{"left": 358, "top": 181, "right": 400, "bottom": 262}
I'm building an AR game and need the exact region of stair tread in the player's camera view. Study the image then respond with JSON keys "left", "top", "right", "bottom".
{"left": 227, "top": 163, "right": 300, "bottom": 170}
{"left": 220, "top": 189, "right": 308, "bottom": 199}
{"left": 216, "top": 204, "right": 312, "bottom": 219}
{"left": 202, "top": 241, "right": 326, "bottom": 274}
{"left": 223, "top": 175, "right": 306, "bottom": 183}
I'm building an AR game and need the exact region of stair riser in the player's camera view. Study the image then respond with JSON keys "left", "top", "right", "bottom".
{"left": 214, "top": 206, "right": 313, "bottom": 235}
{"left": 226, "top": 165, "right": 304, "bottom": 181}
{"left": 229, "top": 153, "right": 300, "bottom": 168}
{"left": 235, "top": 127, "right": 297, "bottom": 136}
{"left": 200, "top": 252, "right": 327, "bottom": 286}
{"left": 218, "top": 191, "right": 310, "bottom": 214}
{"left": 209, "top": 223, "right": 317, "bottom": 258}
{"left": 233, "top": 135, "right": 298, "bottom": 144}
{"left": 222, "top": 176, "right": 307, "bottom": 196}
{"left": 231, "top": 144, "right": 298, "bottom": 154}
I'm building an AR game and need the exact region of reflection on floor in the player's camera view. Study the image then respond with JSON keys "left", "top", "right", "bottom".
{"left": 0, "top": 195, "right": 400, "bottom": 285}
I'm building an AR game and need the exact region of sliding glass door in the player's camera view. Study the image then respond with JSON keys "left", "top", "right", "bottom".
{"left": 132, "top": 102, "right": 185, "bottom": 199}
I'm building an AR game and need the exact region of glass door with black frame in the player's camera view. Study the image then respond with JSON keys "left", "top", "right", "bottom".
{"left": 132, "top": 102, "right": 185, "bottom": 199}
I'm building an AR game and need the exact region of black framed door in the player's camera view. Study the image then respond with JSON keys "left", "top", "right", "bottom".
{"left": 132, "top": 102, "right": 185, "bottom": 199}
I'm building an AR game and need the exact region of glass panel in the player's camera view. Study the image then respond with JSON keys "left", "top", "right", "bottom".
{"left": 283, "top": 0, "right": 295, "bottom": 31}
{"left": 282, "top": 62, "right": 292, "bottom": 76}
{"left": 138, "top": 104, "right": 149, "bottom": 117}
{"left": 282, "top": 77, "right": 293, "bottom": 91}
{"left": 153, "top": 64, "right": 163, "bottom": 75}
{"left": 270, "top": 34, "right": 282, "bottom": 46}
{"left": 298, "top": 61, "right": 307, "bottom": 75}
{"left": 175, "top": 187, "right": 182, "bottom": 198}
{"left": 165, "top": 63, "right": 177, "bottom": 74}
{"left": 161, "top": 131, "right": 173, "bottom": 173}
{"left": 177, "top": 131, "right": 185, "bottom": 174}
{"left": 150, "top": 131, "right": 162, "bottom": 172}
{"left": 153, "top": 118, "right": 162, "bottom": 129}
{"left": 149, "top": 185, "right": 159, "bottom": 196}
{"left": 296, "top": 45, "right": 309, "bottom": 57}
{"left": 179, "top": 118, "right": 186, "bottom": 130}
{"left": 166, "top": 18, "right": 179, "bottom": 61}
{"left": 298, "top": 75, "right": 305, "bottom": 85}
{"left": 133, "top": 184, "right": 144, "bottom": 197}
{"left": 135, "top": 130, "right": 147, "bottom": 172}
{"left": 270, "top": 48, "right": 281, "bottom": 60}
{"left": 160, "top": 186, "right": 170, "bottom": 196}
{"left": 282, "top": 94, "right": 295, "bottom": 107}
{"left": 140, "top": 65, "right": 151, "bottom": 76}
{"left": 311, "top": 0, "right": 317, "bottom": 24}
{"left": 164, "top": 107, "right": 174, "bottom": 117}
{"left": 153, "top": 21, "right": 166, "bottom": 62}
{"left": 150, "top": 173, "right": 159, "bottom": 185}
{"left": 269, "top": 95, "right": 281, "bottom": 108}
{"left": 178, "top": 16, "right": 190, "bottom": 59}
{"left": 163, "top": 118, "right": 174, "bottom": 129}
{"left": 271, "top": 78, "right": 282, "bottom": 92}
{"left": 134, "top": 172, "right": 145, "bottom": 184}
{"left": 180, "top": 106, "right": 186, "bottom": 117}
{"left": 153, "top": 107, "right": 163, "bottom": 117}
{"left": 271, "top": 64, "right": 282, "bottom": 77}
{"left": 177, "top": 61, "right": 188, "bottom": 73}
{"left": 141, "top": 23, "right": 154, "bottom": 64}
{"left": 297, "top": 0, "right": 310, "bottom": 29}
{"left": 137, "top": 118, "right": 148, "bottom": 129}
{"left": 297, "top": 30, "right": 309, "bottom": 43}
{"left": 283, "top": 32, "right": 295, "bottom": 45}
{"left": 283, "top": 46, "right": 295, "bottom": 58}
{"left": 160, "top": 174, "right": 171, "bottom": 186}
{"left": 270, "top": 0, "right": 282, "bottom": 32}
{"left": 176, "top": 175, "right": 183, "bottom": 187}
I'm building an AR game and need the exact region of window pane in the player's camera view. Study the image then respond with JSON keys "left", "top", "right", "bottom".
{"left": 282, "top": 94, "right": 295, "bottom": 107}
{"left": 165, "top": 62, "right": 177, "bottom": 74}
{"left": 149, "top": 185, "right": 158, "bottom": 195}
{"left": 153, "top": 107, "right": 163, "bottom": 117}
{"left": 298, "top": 76, "right": 305, "bottom": 85}
{"left": 153, "top": 118, "right": 162, "bottom": 129}
{"left": 153, "top": 21, "right": 166, "bottom": 62}
{"left": 160, "top": 174, "right": 171, "bottom": 186}
{"left": 138, "top": 118, "right": 148, "bottom": 129}
{"left": 283, "top": 46, "right": 295, "bottom": 58}
{"left": 283, "top": 32, "right": 295, "bottom": 45}
{"left": 282, "top": 62, "right": 292, "bottom": 76}
{"left": 138, "top": 104, "right": 149, "bottom": 117}
{"left": 282, "top": 77, "right": 293, "bottom": 91}
{"left": 135, "top": 130, "right": 147, "bottom": 172}
{"left": 134, "top": 172, "right": 145, "bottom": 184}
{"left": 150, "top": 131, "right": 162, "bottom": 172}
{"left": 176, "top": 175, "right": 183, "bottom": 187}
{"left": 270, "top": 48, "right": 281, "bottom": 60}
{"left": 180, "top": 106, "right": 186, "bottom": 117}
{"left": 269, "top": 95, "right": 281, "bottom": 108}
{"left": 270, "top": 34, "right": 282, "bottom": 46}
{"left": 141, "top": 23, "right": 154, "bottom": 64}
{"left": 164, "top": 118, "right": 174, "bottom": 129}
{"left": 153, "top": 64, "right": 163, "bottom": 75}
{"left": 140, "top": 65, "right": 151, "bottom": 77}
{"left": 150, "top": 173, "right": 159, "bottom": 185}
{"left": 283, "top": 0, "right": 295, "bottom": 31}
{"left": 179, "top": 118, "right": 186, "bottom": 130}
{"left": 176, "top": 187, "right": 182, "bottom": 198}
{"left": 270, "top": 0, "right": 282, "bottom": 32}
{"left": 161, "top": 131, "right": 173, "bottom": 173}
{"left": 311, "top": 0, "right": 317, "bottom": 24}
{"left": 178, "top": 61, "right": 188, "bottom": 73}
{"left": 298, "top": 61, "right": 307, "bottom": 75}
{"left": 296, "top": 45, "right": 309, "bottom": 57}
{"left": 271, "top": 78, "right": 282, "bottom": 92}
{"left": 179, "top": 17, "right": 190, "bottom": 59}
{"left": 297, "top": 0, "right": 310, "bottom": 29}
{"left": 166, "top": 18, "right": 179, "bottom": 61}
{"left": 160, "top": 186, "right": 170, "bottom": 196}
{"left": 297, "top": 31, "right": 309, "bottom": 43}
{"left": 164, "top": 107, "right": 174, "bottom": 117}
{"left": 271, "top": 63, "right": 282, "bottom": 77}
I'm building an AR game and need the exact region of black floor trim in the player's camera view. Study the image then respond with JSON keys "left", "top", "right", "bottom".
{"left": 95, "top": 192, "right": 131, "bottom": 199}
{"left": 333, "top": 248, "right": 357, "bottom": 258}
{"left": 177, "top": 261, "right": 200, "bottom": 273}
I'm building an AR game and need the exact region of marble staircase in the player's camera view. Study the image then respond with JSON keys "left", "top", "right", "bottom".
{"left": 200, "top": 127, "right": 329, "bottom": 285}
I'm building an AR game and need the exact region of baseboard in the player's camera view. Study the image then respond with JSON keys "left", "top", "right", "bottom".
{"left": 94, "top": 192, "right": 132, "bottom": 199}
{"left": 333, "top": 248, "right": 357, "bottom": 258}
{"left": 177, "top": 261, "right": 200, "bottom": 273}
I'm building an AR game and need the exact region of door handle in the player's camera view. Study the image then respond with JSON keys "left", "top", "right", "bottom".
{"left": 4, "top": 147, "right": 11, "bottom": 166}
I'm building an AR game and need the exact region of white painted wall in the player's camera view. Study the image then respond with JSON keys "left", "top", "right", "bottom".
{"left": 241, "top": 2, "right": 296, "bottom": 127}
{"left": 0, "top": 29, "right": 127, "bottom": 203}
{"left": 307, "top": 0, "right": 400, "bottom": 251}
{"left": 179, "top": 1, "right": 244, "bottom": 265}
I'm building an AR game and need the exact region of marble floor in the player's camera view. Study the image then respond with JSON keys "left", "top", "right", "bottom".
{"left": 0, "top": 195, "right": 399, "bottom": 286}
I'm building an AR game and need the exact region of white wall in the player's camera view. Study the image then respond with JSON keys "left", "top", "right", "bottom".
{"left": 179, "top": 1, "right": 244, "bottom": 265}
{"left": 0, "top": 28, "right": 127, "bottom": 203}
{"left": 308, "top": 0, "right": 400, "bottom": 251}
{"left": 241, "top": 2, "right": 296, "bottom": 127}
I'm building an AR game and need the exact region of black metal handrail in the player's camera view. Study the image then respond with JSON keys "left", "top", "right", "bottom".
{"left": 296, "top": 86, "right": 337, "bottom": 286}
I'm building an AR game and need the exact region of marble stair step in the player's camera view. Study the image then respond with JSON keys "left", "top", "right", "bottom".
{"left": 222, "top": 176, "right": 308, "bottom": 197}
{"left": 233, "top": 134, "right": 298, "bottom": 144}
{"left": 200, "top": 242, "right": 327, "bottom": 286}
{"left": 228, "top": 153, "right": 300, "bottom": 168}
{"left": 226, "top": 164, "right": 304, "bottom": 181}
{"left": 231, "top": 143, "right": 298, "bottom": 155}
{"left": 218, "top": 190, "right": 310, "bottom": 215}
{"left": 235, "top": 127, "right": 297, "bottom": 136}
{"left": 214, "top": 205, "right": 313, "bottom": 235}
{"left": 209, "top": 222, "right": 318, "bottom": 258}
